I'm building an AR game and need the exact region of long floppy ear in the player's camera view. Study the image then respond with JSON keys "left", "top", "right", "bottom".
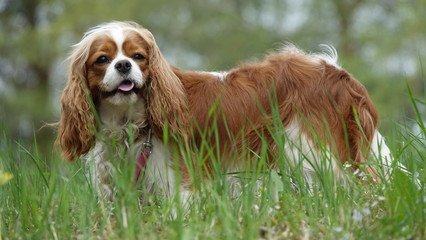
{"left": 142, "top": 30, "right": 188, "bottom": 135}
{"left": 56, "top": 49, "right": 97, "bottom": 161}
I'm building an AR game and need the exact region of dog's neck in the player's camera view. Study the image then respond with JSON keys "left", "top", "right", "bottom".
{"left": 98, "top": 98, "right": 148, "bottom": 139}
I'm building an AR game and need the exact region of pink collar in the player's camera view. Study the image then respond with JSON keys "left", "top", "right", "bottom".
{"left": 135, "top": 151, "right": 151, "bottom": 181}
{"left": 135, "top": 128, "right": 153, "bottom": 182}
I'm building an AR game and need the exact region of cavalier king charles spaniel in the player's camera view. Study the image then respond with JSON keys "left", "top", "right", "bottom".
{"left": 57, "top": 21, "right": 395, "bottom": 201}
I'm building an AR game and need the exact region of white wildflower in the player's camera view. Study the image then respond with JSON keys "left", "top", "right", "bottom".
{"left": 333, "top": 226, "right": 343, "bottom": 232}
{"left": 352, "top": 209, "right": 363, "bottom": 222}
{"left": 362, "top": 208, "right": 371, "bottom": 216}
{"left": 353, "top": 169, "right": 360, "bottom": 176}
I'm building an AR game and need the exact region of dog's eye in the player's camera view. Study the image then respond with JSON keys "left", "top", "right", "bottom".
{"left": 95, "top": 56, "right": 109, "bottom": 64}
{"left": 133, "top": 54, "right": 145, "bottom": 60}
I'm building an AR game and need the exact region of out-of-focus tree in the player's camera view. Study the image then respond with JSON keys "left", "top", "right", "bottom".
{"left": 0, "top": 0, "right": 61, "bottom": 154}
{"left": 306, "top": 0, "right": 426, "bottom": 123}
{"left": 0, "top": 0, "right": 425, "bottom": 156}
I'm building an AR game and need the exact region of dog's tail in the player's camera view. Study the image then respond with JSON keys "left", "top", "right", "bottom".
{"left": 317, "top": 62, "right": 379, "bottom": 181}
{"left": 333, "top": 67, "right": 412, "bottom": 183}
{"left": 343, "top": 73, "right": 381, "bottom": 181}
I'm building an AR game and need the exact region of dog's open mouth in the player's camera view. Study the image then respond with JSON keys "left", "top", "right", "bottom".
{"left": 102, "top": 79, "right": 140, "bottom": 97}
{"left": 117, "top": 80, "right": 135, "bottom": 93}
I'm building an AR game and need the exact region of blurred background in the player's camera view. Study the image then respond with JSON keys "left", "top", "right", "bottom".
{"left": 0, "top": 0, "right": 425, "bottom": 157}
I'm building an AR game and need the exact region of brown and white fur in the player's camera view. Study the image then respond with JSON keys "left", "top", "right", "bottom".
{"left": 57, "top": 21, "right": 395, "bottom": 201}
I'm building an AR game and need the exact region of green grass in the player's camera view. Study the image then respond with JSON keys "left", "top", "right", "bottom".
{"left": 1, "top": 100, "right": 426, "bottom": 239}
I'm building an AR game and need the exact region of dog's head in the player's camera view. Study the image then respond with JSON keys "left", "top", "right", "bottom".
{"left": 57, "top": 21, "right": 187, "bottom": 161}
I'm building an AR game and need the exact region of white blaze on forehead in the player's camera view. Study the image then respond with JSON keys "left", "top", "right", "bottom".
{"left": 110, "top": 28, "right": 125, "bottom": 55}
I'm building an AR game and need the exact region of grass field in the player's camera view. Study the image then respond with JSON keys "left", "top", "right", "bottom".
{"left": 1, "top": 98, "right": 425, "bottom": 240}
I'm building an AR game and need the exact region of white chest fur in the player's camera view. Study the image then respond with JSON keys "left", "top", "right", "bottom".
{"left": 86, "top": 98, "right": 182, "bottom": 201}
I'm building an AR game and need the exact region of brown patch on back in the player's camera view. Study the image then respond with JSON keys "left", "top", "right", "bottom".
{"left": 174, "top": 50, "right": 379, "bottom": 177}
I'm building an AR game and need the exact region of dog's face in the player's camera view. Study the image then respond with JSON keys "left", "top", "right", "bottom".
{"left": 85, "top": 29, "right": 151, "bottom": 105}
{"left": 58, "top": 22, "right": 187, "bottom": 161}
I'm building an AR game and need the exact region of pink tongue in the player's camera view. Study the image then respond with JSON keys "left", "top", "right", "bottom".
{"left": 118, "top": 81, "right": 134, "bottom": 92}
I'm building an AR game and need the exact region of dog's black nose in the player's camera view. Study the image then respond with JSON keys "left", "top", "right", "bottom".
{"left": 115, "top": 60, "right": 132, "bottom": 74}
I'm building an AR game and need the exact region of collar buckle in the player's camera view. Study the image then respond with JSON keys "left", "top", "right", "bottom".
{"left": 142, "top": 127, "right": 153, "bottom": 154}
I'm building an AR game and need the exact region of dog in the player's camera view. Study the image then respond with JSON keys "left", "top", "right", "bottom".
{"left": 57, "top": 21, "right": 394, "bottom": 201}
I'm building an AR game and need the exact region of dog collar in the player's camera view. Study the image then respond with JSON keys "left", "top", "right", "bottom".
{"left": 135, "top": 127, "right": 153, "bottom": 181}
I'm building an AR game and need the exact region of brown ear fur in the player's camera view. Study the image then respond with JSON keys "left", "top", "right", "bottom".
{"left": 140, "top": 29, "right": 188, "bottom": 135}
{"left": 57, "top": 48, "right": 96, "bottom": 161}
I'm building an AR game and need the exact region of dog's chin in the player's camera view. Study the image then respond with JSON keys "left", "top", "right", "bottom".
{"left": 100, "top": 80, "right": 142, "bottom": 106}
{"left": 105, "top": 91, "right": 139, "bottom": 106}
